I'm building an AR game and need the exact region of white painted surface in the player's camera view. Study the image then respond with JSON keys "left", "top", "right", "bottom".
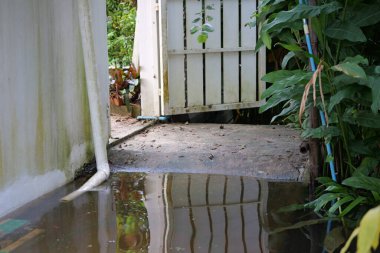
{"left": 223, "top": 0, "right": 240, "bottom": 103}
{"left": 241, "top": 0, "right": 258, "bottom": 102}
{"left": 166, "top": 0, "right": 185, "bottom": 109}
{"left": 186, "top": 0, "right": 204, "bottom": 107}
{"left": 205, "top": 0, "right": 222, "bottom": 105}
{"left": 137, "top": 0, "right": 161, "bottom": 116}
{"left": 0, "top": 170, "right": 66, "bottom": 218}
{"left": 0, "top": 0, "right": 108, "bottom": 218}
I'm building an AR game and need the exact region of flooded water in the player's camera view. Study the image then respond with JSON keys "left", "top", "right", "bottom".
{"left": 0, "top": 173, "right": 323, "bottom": 253}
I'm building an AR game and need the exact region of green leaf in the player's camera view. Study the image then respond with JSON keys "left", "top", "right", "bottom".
{"left": 201, "top": 23, "right": 214, "bottom": 32}
{"left": 352, "top": 4, "right": 380, "bottom": 27}
{"left": 332, "top": 62, "right": 367, "bottom": 79}
{"left": 190, "top": 26, "right": 200, "bottom": 34}
{"left": 301, "top": 126, "right": 341, "bottom": 140}
{"left": 343, "top": 176, "right": 380, "bottom": 194}
{"left": 260, "top": 84, "right": 305, "bottom": 113}
{"left": 197, "top": 32, "right": 208, "bottom": 43}
{"left": 281, "top": 51, "right": 295, "bottom": 69}
{"left": 368, "top": 76, "right": 380, "bottom": 113}
{"left": 206, "top": 5, "right": 214, "bottom": 10}
{"left": 261, "top": 69, "right": 303, "bottom": 83}
{"left": 328, "top": 85, "right": 361, "bottom": 112}
{"left": 328, "top": 196, "right": 354, "bottom": 215}
{"left": 259, "top": 90, "right": 291, "bottom": 113}
{"left": 311, "top": 16, "right": 325, "bottom": 49}
{"left": 343, "top": 109, "right": 380, "bottom": 129}
{"left": 206, "top": 15, "right": 213, "bottom": 22}
{"left": 325, "top": 185, "right": 349, "bottom": 194}
{"left": 372, "top": 191, "right": 380, "bottom": 202}
{"left": 339, "top": 196, "right": 366, "bottom": 217}
{"left": 325, "top": 21, "right": 367, "bottom": 42}
{"left": 261, "top": 71, "right": 311, "bottom": 99}
{"left": 317, "top": 177, "right": 336, "bottom": 185}
{"left": 312, "top": 193, "right": 341, "bottom": 213}
{"left": 350, "top": 140, "right": 380, "bottom": 158}
{"left": 354, "top": 157, "right": 379, "bottom": 177}
{"left": 343, "top": 55, "right": 369, "bottom": 66}
{"left": 270, "top": 100, "right": 299, "bottom": 123}
{"left": 263, "top": 2, "right": 341, "bottom": 34}
{"left": 192, "top": 17, "right": 201, "bottom": 23}
{"left": 261, "top": 31, "right": 272, "bottom": 49}
{"left": 277, "top": 43, "right": 302, "bottom": 52}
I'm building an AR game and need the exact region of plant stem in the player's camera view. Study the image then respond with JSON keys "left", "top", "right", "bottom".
{"left": 336, "top": 104, "right": 353, "bottom": 176}
{"left": 325, "top": 70, "right": 352, "bottom": 178}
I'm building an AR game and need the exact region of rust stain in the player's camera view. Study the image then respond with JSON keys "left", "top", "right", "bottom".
{"left": 163, "top": 70, "right": 169, "bottom": 105}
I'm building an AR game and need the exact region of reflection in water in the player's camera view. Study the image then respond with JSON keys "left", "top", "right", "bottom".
{"left": 111, "top": 173, "right": 149, "bottom": 252}
{"left": 111, "top": 173, "right": 316, "bottom": 253}
{"left": 0, "top": 173, "right": 318, "bottom": 253}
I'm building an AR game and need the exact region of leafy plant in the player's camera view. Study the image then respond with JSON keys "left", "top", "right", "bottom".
{"left": 341, "top": 205, "right": 380, "bottom": 253}
{"left": 254, "top": 0, "right": 380, "bottom": 180}
{"left": 107, "top": 0, "right": 136, "bottom": 67}
{"left": 253, "top": 0, "right": 380, "bottom": 250}
{"left": 307, "top": 176, "right": 380, "bottom": 219}
{"left": 190, "top": 4, "right": 215, "bottom": 43}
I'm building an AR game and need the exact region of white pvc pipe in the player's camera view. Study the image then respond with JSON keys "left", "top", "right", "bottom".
{"left": 61, "top": 0, "right": 110, "bottom": 202}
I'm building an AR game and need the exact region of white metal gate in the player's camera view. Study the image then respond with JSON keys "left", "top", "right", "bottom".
{"left": 138, "top": 0, "right": 265, "bottom": 116}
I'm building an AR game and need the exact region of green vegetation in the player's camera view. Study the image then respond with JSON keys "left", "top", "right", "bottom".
{"left": 341, "top": 205, "right": 380, "bottom": 253}
{"left": 190, "top": 4, "right": 215, "bottom": 43}
{"left": 253, "top": 0, "right": 380, "bottom": 251}
{"left": 106, "top": 0, "right": 136, "bottom": 67}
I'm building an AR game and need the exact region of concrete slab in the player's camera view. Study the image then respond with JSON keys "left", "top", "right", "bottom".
{"left": 108, "top": 123, "right": 309, "bottom": 181}
{"left": 109, "top": 115, "right": 153, "bottom": 146}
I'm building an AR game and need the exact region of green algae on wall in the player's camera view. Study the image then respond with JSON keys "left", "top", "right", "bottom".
{"left": 35, "top": 83, "right": 45, "bottom": 173}
{"left": 0, "top": 137, "right": 3, "bottom": 187}
{"left": 79, "top": 45, "right": 95, "bottom": 162}
{"left": 0, "top": 0, "right": 109, "bottom": 217}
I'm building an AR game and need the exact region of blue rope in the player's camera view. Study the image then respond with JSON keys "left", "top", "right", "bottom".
{"left": 299, "top": 1, "right": 337, "bottom": 182}
{"left": 298, "top": 2, "right": 337, "bottom": 252}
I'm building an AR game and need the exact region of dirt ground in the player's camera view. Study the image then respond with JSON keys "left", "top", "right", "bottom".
{"left": 109, "top": 118, "right": 309, "bottom": 181}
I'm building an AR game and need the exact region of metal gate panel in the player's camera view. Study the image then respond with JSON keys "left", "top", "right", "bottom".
{"left": 159, "top": 0, "right": 265, "bottom": 115}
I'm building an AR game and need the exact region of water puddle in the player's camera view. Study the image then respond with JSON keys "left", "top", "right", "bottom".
{"left": 0, "top": 173, "right": 323, "bottom": 253}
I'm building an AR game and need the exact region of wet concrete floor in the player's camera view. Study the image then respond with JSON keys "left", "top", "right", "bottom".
{"left": 0, "top": 122, "right": 313, "bottom": 252}
{"left": 109, "top": 123, "right": 309, "bottom": 181}
{"left": 0, "top": 172, "right": 323, "bottom": 253}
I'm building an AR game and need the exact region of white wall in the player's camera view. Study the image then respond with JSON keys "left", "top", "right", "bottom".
{"left": 136, "top": 0, "right": 161, "bottom": 116}
{"left": 0, "top": 0, "right": 109, "bottom": 218}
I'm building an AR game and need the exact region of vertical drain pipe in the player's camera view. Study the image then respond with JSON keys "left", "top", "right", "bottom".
{"left": 61, "top": 0, "right": 110, "bottom": 202}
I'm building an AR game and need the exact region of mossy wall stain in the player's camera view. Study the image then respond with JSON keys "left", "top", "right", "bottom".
{"left": 81, "top": 72, "right": 95, "bottom": 162}
{"left": 35, "top": 72, "right": 45, "bottom": 173}
{"left": 10, "top": 114, "right": 18, "bottom": 183}
{"left": 0, "top": 0, "right": 109, "bottom": 216}
{"left": 163, "top": 70, "right": 169, "bottom": 105}
{"left": 0, "top": 137, "right": 3, "bottom": 186}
